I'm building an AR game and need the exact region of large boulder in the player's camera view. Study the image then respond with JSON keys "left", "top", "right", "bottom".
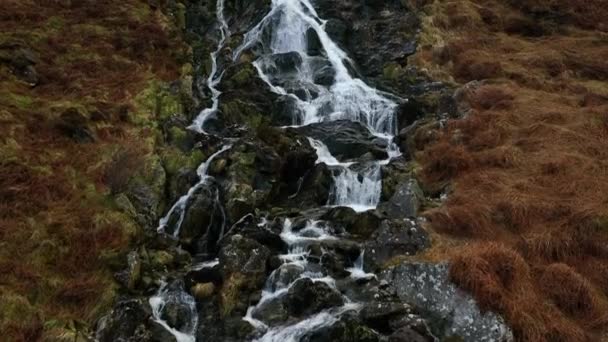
{"left": 287, "top": 278, "right": 344, "bottom": 316}
{"left": 157, "top": 281, "right": 198, "bottom": 334}
{"left": 218, "top": 235, "right": 271, "bottom": 316}
{"left": 320, "top": 206, "right": 382, "bottom": 240}
{"left": 95, "top": 300, "right": 151, "bottom": 342}
{"left": 164, "top": 182, "right": 225, "bottom": 253}
{"left": 305, "top": 311, "right": 383, "bottom": 342}
{"left": 219, "top": 235, "right": 271, "bottom": 285}
{"left": 378, "top": 179, "right": 424, "bottom": 220}
{"left": 364, "top": 219, "right": 429, "bottom": 269}
{"left": 293, "top": 120, "right": 388, "bottom": 161}
{"left": 251, "top": 277, "right": 344, "bottom": 325}
{"left": 381, "top": 263, "right": 513, "bottom": 341}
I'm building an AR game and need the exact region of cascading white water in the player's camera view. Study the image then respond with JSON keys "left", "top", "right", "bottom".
{"left": 235, "top": 0, "right": 400, "bottom": 211}
{"left": 157, "top": 144, "right": 232, "bottom": 237}
{"left": 189, "top": 0, "right": 230, "bottom": 133}
{"left": 149, "top": 282, "right": 199, "bottom": 342}
{"left": 346, "top": 251, "right": 376, "bottom": 281}
{"left": 243, "top": 219, "right": 362, "bottom": 340}
{"left": 308, "top": 138, "right": 381, "bottom": 212}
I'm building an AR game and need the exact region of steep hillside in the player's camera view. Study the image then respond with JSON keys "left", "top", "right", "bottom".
{"left": 0, "top": 1, "right": 190, "bottom": 340}
{"left": 411, "top": 0, "right": 608, "bottom": 340}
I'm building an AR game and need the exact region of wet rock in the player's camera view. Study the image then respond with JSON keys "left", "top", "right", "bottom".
{"left": 157, "top": 281, "right": 198, "bottom": 333}
{"left": 176, "top": 183, "right": 224, "bottom": 249}
{"left": 187, "top": 260, "right": 222, "bottom": 285}
{"left": 381, "top": 263, "right": 513, "bottom": 341}
{"left": 389, "top": 327, "right": 430, "bottom": 342}
{"left": 306, "top": 311, "right": 382, "bottom": 342}
{"left": 195, "top": 300, "right": 226, "bottom": 342}
{"left": 320, "top": 207, "right": 382, "bottom": 239}
{"left": 168, "top": 167, "right": 198, "bottom": 205}
{"left": 217, "top": 62, "right": 277, "bottom": 129}
{"left": 219, "top": 235, "right": 271, "bottom": 287}
{"left": 283, "top": 162, "right": 333, "bottom": 208}
{"left": 306, "top": 28, "right": 324, "bottom": 56}
{"left": 294, "top": 120, "right": 388, "bottom": 161}
{"left": 148, "top": 320, "right": 178, "bottom": 342}
{"left": 310, "top": 57, "right": 336, "bottom": 86}
{"left": 286, "top": 278, "right": 344, "bottom": 317}
{"left": 271, "top": 95, "right": 301, "bottom": 126}
{"left": 378, "top": 179, "right": 424, "bottom": 219}
{"left": 251, "top": 295, "right": 290, "bottom": 325}
{"left": 270, "top": 51, "right": 303, "bottom": 74}
{"left": 267, "top": 263, "right": 306, "bottom": 292}
{"left": 95, "top": 299, "right": 151, "bottom": 342}
{"left": 365, "top": 219, "right": 429, "bottom": 268}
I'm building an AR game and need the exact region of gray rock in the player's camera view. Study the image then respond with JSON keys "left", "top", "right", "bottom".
{"left": 286, "top": 278, "right": 344, "bottom": 317}
{"left": 174, "top": 184, "right": 223, "bottom": 248}
{"left": 381, "top": 263, "right": 513, "bottom": 341}
{"left": 365, "top": 219, "right": 429, "bottom": 268}
{"left": 95, "top": 299, "right": 151, "bottom": 342}
{"left": 378, "top": 179, "right": 424, "bottom": 219}
{"left": 219, "top": 234, "right": 270, "bottom": 287}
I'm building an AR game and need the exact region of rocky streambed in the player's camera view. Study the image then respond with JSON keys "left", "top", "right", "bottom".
{"left": 96, "top": 1, "right": 512, "bottom": 341}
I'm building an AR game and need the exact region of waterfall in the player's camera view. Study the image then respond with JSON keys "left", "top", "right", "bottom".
{"left": 308, "top": 137, "right": 382, "bottom": 212}
{"left": 242, "top": 218, "right": 363, "bottom": 340}
{"left": 189, "top": 0, "right": 230, "bottom": 133}
{"left": 157, "top": 144, "right": 232, "bottom": 237}
{"left": 346, "top": 251, "right": 376, "bottom": 280}
{"left": 235, "top": 0, "right": 400, "bottom": 212}
{"left": 149, "top": 282, "right": 198, "bottom": 342}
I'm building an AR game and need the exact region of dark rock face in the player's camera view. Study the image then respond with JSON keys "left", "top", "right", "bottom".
{"left": 95, "top": 300, "right": 151, "bottom": 342}
{"left": 365, "top": 219, "right": 430, "bottom": 269}
{"left": 320, "top": 206, "right": 382, "bottom": 239}
{"left": 313, "top": 0, "right": 419, "bottom": 83}
{"left": 294, "top": 120, "right": 389, "bottom": 161}
{"left": 306, "top": 312, "right": 383, "bottom": 342}
{"left": 286, "top": 278, "right": 344, "bottom": 316}
{"left": 219, "top": 234, "right": 270, "bottom": 287}
{"left": 181, "top": 184, "right": 223, "bottom": 245}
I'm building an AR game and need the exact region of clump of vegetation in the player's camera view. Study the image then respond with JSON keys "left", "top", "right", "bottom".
{"left": 0, "top": 0, "right": 188, "bottom": 340}
{"left": 409, "top": 0, "right": 608, "bottom": 340}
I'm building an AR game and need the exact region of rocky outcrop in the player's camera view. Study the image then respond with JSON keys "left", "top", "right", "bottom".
{"left": 381, "top": 263, "right": 513, "bottom": 341}
{"left": 293, "top": 120, "right": 389, "bottom": 161}
{"left": 365, "top": 219, "right": 430, "bottom": 269}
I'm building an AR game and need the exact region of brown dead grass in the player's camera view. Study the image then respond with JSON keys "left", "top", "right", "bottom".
{"left": 411, "top": 0, "right": 608, "bottom": 340}
{"left": 0, "top": 1, "right": 185, "bottom": 340}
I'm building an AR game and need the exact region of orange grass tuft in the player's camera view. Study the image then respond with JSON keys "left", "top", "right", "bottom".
{"left": 412, "top": 0, "right": 608, "bottom": 340}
